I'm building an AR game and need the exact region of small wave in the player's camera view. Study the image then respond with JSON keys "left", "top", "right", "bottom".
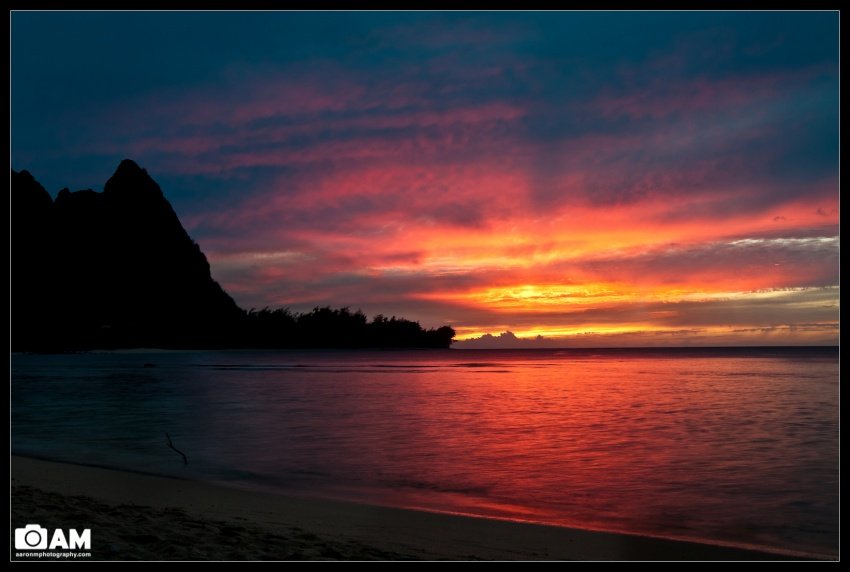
{"left": 371, "top": 364, "right": 443, "bottom": 369}
{"left": 200, "top": 364, "right": 318, "bottom": 371}
{"left": 389, "top": 477, "right": 492, "bottom": 496}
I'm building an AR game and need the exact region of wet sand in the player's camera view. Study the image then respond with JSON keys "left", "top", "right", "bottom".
{"left": 11, "top": 456, "right": 800, "bottom": 561}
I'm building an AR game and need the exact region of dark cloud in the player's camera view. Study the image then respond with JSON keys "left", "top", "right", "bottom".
{"left": 454, "top": 331, "right": 560, "bottom": 349}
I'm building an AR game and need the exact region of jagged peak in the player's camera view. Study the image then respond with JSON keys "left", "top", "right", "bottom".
{"left": 11, "top": 168, "right": 53, "bottom": 208}
{"left": 115, "top": 158, "right": 145, "bottom": 176}
{"left": 104, "top": 158, "right": 162, "bottom": 199}
{"left": 12, "top": 168, "right": 41, "bottom": 186}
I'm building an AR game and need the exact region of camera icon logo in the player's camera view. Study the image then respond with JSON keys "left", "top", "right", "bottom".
{"left": 15, "top": 524, "right": 48, "bottom": 550}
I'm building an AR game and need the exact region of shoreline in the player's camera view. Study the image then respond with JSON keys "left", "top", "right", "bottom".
{"left": 10, "top": 455, "right": 815, "bottom": 561}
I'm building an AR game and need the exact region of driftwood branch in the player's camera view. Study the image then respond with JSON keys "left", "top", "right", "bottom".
{"left": 166, "top": 432, "right": 188, "bottom": 465}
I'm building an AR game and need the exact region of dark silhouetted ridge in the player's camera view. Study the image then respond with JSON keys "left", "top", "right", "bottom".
{"left": 104, "top": 159, "right": 162, "bottom": 199}
{"left": 12, "top": 170, "right": 53, "bottom": 212}
{"left": 11, "top": 161, "right": 455, "bottom": 351}
{"left": 12, "top": 162, "right": 242, "bottom": 351}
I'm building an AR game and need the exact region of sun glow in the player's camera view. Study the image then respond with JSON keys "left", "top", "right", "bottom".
{"left": 422, "top": 283, "right": 835, "bottom": 313}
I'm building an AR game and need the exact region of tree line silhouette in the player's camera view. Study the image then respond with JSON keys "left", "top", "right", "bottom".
{"left": 241, "top": 307, "right": 455, "bottom": 349}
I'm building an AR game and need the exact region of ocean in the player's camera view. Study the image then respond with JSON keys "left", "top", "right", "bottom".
{"left": 11, "top": 347, "right": 839, "bottom": 558}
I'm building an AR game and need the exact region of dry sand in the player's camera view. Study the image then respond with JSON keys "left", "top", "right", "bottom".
{"left": 10, "top": 456, "right": 802, "bottom": 561}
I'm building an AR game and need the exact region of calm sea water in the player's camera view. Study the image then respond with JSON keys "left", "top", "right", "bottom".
{"left": 11, "top": 348, "right": 838, "bottom": 558}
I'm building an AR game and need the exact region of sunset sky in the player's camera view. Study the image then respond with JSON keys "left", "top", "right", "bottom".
{"left": 11, "top": 11, "right": 839, "bottom": 347}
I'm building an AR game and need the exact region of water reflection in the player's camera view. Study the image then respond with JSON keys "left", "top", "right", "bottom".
{"left": 12, "top": 348, "right": 839, "bottom": 557}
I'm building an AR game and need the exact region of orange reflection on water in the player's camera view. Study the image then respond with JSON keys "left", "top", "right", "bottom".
{"left": 11, "top": 349, "right": 839, "bottom": 557}
{"left": 308, "top": 350, "right": 837, "bottom": 558}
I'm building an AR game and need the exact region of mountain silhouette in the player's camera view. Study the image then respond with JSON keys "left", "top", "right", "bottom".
{"left": 11, "top": 160, "right": 455, "bottom": 351}
{"left": 12, "top": 160, "right": 243, "bottom": 351}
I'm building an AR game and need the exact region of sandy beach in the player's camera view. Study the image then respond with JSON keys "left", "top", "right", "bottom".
{"left": 11, "top": 456, "right": 800, "bottom": 560}
{"left": 10, "top": 455, "right": 806, "bottom": 561}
